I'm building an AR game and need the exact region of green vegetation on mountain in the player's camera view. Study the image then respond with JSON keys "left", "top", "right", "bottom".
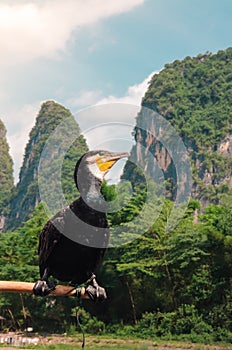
{"left": 124, "top": 47, "right": 232, "bottom": 205}
{"left": 0, "top": 119, "right": 14, "bottom": 227}
{"left": 6, "top": 101, "right": 88, "bottom": 231}
{"left": 143, "top": 49, "right": 232, "bottom": 145}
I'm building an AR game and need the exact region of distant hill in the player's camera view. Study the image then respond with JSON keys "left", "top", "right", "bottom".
{"left": 5, "top": 101, "right": 88, "bottom": 231}
{"left": 0, "top": 119, "right": 14, "bottom": 231}
{"left": 123, "top": 48, "right": 232, "bottom": 206}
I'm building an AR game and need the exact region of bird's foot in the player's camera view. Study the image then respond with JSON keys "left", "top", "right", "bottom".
{"left": 33, "top": 280, "right": 56, "bottom": 296}
{"left": 85, "top": 277, "right": 107, "bottom": 302}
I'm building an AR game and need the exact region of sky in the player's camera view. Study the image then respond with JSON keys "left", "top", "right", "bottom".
{"left": 0, "top": 0, "right": 232, "bottom": 182}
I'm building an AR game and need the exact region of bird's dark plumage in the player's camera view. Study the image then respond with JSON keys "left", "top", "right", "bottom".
{"left": 33, "top": 150, "right": 129, "bottom": 300}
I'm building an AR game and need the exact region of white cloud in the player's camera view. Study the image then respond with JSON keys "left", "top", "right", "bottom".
{"left": 67, "top": 90, "right": 103, "bottom": 108}
{"left": 0, "top": 0, "right": 144, "bottom": 64}
{"left": 68, "top": 70, "right": 158, "bottom": 115}
{"left": 96, "top": 71, "right": 157, "bottom": 107}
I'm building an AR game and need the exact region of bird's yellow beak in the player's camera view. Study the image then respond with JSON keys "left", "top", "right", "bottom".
{"left": 96, "top": 152, "right": 130, "bottom": 173}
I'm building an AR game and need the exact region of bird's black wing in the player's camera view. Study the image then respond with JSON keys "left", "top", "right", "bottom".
{"left": 38, "top": 220, "right": 61, "bottom": 269}
{"left": 38, "top": 204, "right": 73, "bottom": 268}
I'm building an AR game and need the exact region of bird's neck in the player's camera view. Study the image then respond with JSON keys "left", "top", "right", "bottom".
{"left": 86, "top": 181, "right": 103, "bottom": 201}
{"left": 81, "top": 176, "right": 106, "bottom": 210}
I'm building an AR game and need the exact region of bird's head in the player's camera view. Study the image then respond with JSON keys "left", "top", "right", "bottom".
{"left": 74, "top": 150, "right": 130, "bottom": 193}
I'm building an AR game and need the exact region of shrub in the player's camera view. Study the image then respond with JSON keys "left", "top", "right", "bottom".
{"left": 70, "top": 307, "right": 105, "bottom": 335}
{"left": 136, "top": 305, "right": 213, "bottom": 339}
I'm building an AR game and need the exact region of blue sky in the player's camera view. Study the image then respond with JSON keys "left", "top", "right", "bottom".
{"left": 0, "top": 0, "right": 232, "bottom": 181}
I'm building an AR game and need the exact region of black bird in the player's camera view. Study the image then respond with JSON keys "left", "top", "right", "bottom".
{"left": 33, "top": 150, "right": 129, "bottom": 300}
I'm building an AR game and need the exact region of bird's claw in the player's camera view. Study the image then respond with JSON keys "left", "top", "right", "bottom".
{"left": 86, "top": 278, "right": 107, "bottom": 302}
{"left": 33, "top": 280, "right": 56, "bottom": 296}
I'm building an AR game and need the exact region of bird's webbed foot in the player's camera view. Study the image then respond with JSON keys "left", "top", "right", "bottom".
{"left": 33, "top": 280, "right": 56, "bottom": 296}
{"left": 85, "top": 277, "right": 107, "bottom": 302}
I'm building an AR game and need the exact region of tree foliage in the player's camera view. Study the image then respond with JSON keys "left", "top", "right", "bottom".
{"left": 0, "top": 186, "right": 231, "bottom": 341}
{"left": 0, "top": 119, "right": 14, "bottom": 219}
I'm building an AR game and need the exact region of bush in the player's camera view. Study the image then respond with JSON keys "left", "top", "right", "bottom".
{"left": 105, "top": 323, "right": 138, "bottom": 338}
{"left": 213, "top": 327, "right": 232, "bottom": 342}
{"left": 204, "top": 302, "right": 232, "bottom": 331}
{"left": 69, "top": 304, "right": 232, "bottom": 344}
{"left": 70, "top": 307, "right": 105, "bottom": 335}
{"left": 136, "top": 305, "right": 213, "bottom": 339}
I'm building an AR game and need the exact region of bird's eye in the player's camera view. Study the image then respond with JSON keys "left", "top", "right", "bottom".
{"left": 99, "top": 151, "right": 104, "bottom": 156}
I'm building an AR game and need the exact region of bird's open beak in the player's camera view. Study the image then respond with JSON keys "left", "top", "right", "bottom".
{"left": 96, "top": 152, "right": 130, "bottom": 172}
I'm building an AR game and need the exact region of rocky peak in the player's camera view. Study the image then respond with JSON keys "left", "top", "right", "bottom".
{"left": 5, "top": 101, "right": 88, "bottom": 231}
{"left": 123, "top": 48, "right": 232, "bottom": 207}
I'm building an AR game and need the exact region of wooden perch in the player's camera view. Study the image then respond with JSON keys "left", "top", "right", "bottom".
{"left": 0, "top": 281, "right": 89, "bottom": 298}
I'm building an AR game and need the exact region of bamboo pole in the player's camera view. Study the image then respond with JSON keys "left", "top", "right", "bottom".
{"left": 0, "top": 281, "right": 89, "bottom": 298}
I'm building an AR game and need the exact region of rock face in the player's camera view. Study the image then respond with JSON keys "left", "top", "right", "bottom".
{"left": 218, "top": 135, "right": 232, "bottom": 187}
{"left": 190, "top": 134, "right": 232, "bottom": 206}
{"left": 5, "top": 101, "right": 88, "bottom": 231}
{"left": 123, "top": 48, "right": 232, "bottom": 206}
{"left": 0, "top": 119, "right": 14, "bottom": 231}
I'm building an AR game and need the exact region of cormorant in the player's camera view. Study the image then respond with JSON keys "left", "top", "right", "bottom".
{"left": 33, "top": 150, "right": 129, "bottom": 300}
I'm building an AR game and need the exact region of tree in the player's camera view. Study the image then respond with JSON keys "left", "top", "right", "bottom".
{"left": 0, "top": 119, "right": 14, "bottom": 220}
